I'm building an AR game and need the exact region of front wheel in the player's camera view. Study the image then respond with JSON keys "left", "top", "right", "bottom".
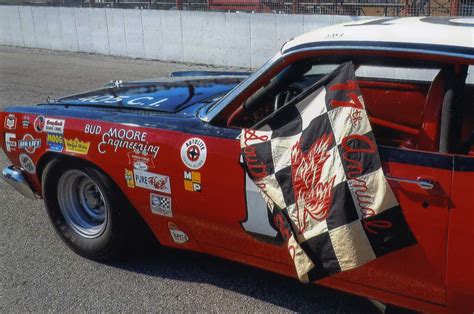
{"left": 42, "top": 160, "right": 130, "bottom": 261}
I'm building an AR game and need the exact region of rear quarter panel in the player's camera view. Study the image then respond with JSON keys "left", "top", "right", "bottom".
{"left": 1, "top": 109, "right": 205, "bottom": 252}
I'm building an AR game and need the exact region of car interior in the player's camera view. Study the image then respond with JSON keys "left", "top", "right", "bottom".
{"left": 223, "top": 56, "right": 473, "bottom": 156}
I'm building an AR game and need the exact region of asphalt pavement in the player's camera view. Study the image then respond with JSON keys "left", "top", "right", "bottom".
{"left": 0, "top": 46, "right": 377, "bottom": 312}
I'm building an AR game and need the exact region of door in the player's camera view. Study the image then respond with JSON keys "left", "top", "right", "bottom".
{"left": 175, "top": 125, "right": 291, "bottom": 265}
{"left": 334, "top": 146, "right": 452, "bottom": 305}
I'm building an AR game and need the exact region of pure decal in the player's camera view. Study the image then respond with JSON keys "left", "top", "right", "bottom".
{"left": 5, "top": 133, "right": 17, "bottom": 152}
{"left": 240, "top": 62, "right": 415, "bottom": 282}
{"left": 168, "top": 222, "right": 189, "bottom": 244}
{"left": 4, "top": 114, "right": 17, "bottom": 130}
{"left": 184, "top": 171, "right": 201, "bottom": 192}
{"left": 18, "top": 134, "right": 41, "bottom": 154}
{"left": 64, "top": 138, "right": 90, "bottom": 155}
{"left": 133, "top": 170, "right": 171, "bottom": 194}
{"left": 150, "top": 193, "right": 172, "bottom": 217}
{"left": 180, "top": 137, "right": 207, "bottom": 170}
{"left": 19, "top": 154, "right": 36, "bottom": 174}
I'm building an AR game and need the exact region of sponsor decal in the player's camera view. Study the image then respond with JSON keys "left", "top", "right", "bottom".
{"left": 5, "top": 133, "right": 17, "bottom": 152}
{"left": 64, "top": 138, "right": 90, "bottom": 155}
{"left": 184, "top": 171, "right": 201, "bottom": 192}
{"left": 19, "top": 154, "right": 35, "bottom": 174}
{"left": 134, "top": 169, "right": 171, "bottom": 194}
{"left": 168, "top": 222, "right": 189, "bottom": 244}
{"left": 47, "top": 134, "right": 64, "bottom": 152}
{"left": 18, "top": 134, "right": 42, "bottom": 154}
{"left": 128, "top": 150, "right": 155, "bottom": 171}
{"left": 150, "top": 193, "right": 172, "bottom": 217}
{"left": 4, "top": 114, "right": 17, "bottom": 130}
{"left": 94, "top": 126, "right": 159, "bottom": 158}
{"left": 22, "top": 116, "right": 31, "bottom": 129}
{"left": 34, "top": 116, "right": 45, "bottom": 132}
{"left": 180, "top": 137, "right": 207, "bottom": 170}
{"left": 44, "top": 118, "right": 65, "bottom": 134}
{"left": 124, "top": 169, "right": 135, "bottom": 188}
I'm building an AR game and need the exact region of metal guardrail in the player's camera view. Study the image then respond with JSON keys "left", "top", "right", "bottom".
{"left": 0, "top": 0, "right": 472, "bottom": 15}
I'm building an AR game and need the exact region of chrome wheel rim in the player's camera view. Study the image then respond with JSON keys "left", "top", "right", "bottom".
{"left": 57, "top": 170, "right": 108, "bottom": 238}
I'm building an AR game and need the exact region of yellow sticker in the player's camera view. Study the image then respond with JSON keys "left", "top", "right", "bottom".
{"left": 124, "top": 169, "right": 135, "bottom": 188}
{"left": 184, "top": 171, "right": 201, "bottom": 192}
{"left": 64, "top": 138, "right": 90, "bottom": 155}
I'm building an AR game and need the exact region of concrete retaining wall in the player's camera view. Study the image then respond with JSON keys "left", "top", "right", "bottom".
{"left": 0, "top": 5, "right": 367, "bottom": 68}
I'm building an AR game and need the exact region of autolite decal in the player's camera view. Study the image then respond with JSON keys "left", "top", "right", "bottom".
{"left": 64, "top": 138, "right": 90, "bottom": 155}
{"left": 18, "top": 134, "right": 41, "bottom": 154}
{"left": 133, "top": 169, "right": 171, "bottom": 194}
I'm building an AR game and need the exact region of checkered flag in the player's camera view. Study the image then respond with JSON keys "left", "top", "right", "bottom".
{"left": 241, "top": 62, "right": 415, "bottom": 282}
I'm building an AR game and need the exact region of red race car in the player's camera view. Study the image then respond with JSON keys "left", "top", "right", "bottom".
{"left": 1, "top": 17, "right": 473, "bottom": 313}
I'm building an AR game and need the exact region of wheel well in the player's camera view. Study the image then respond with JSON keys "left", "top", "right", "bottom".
{"left": 36, "top": 152, "right": 88, "bottom": 184}
{"left": 37, "top": 152, "right": 161, "bottom": 248}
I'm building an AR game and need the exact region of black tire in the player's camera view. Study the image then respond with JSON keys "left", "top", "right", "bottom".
{"left": 42, "top": 159, "right": 134, "bottom": 261}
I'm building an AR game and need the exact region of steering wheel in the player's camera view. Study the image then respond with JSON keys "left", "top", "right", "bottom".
{"left": 274, "top": 85, "right": 303, "bottom": 111}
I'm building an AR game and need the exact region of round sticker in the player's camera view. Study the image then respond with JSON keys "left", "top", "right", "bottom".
{"left": 180, "top": 137, "right": 207, "bottom": 170}
{"left": 34, "top": 116, "right": 45, "bottom": 133}
{"left": 19, "top": 154, "right": 36, "bottom": 174}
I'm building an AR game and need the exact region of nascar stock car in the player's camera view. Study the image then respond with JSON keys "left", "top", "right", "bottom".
{"left": 1, "top": 17, "right": 473, "bottom": 312}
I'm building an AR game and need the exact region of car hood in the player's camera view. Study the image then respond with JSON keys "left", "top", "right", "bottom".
{"left": 53, "top": 77, "right": 245, "bottom": 113}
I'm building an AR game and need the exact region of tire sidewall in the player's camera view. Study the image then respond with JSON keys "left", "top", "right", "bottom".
{"left": 42, "top": 159, "right": 125, "bottom": 260}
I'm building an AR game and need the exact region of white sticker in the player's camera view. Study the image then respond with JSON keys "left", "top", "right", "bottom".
{"left": 133, "top": 169, "right": 171, "bottom": 194}
{"left": 18, "top": 134, "right": 41, "bottom": 154}
{"left": 150, "top": 193, "right": 172, "bottom": 217}
{"left": 19, "top": 154, "right": 36, "bottom": 174}
{"left": 44, "top": 118, "right": 65, "bottom": 134}
{"left": 180, "top": 137, "right": 207, "bottom": 170}
{"left": 4, "top": 114, "right": 17, "bottom": 130}
{"left": 168, "top": 222, "right": 189, "bottom": 244}
{"left": 5, "top": 133, "right": 16, "bottom": 152}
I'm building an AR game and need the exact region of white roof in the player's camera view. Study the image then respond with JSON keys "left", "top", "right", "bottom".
{"left": 282, "top": 17, "right": 474, "bottom": 56}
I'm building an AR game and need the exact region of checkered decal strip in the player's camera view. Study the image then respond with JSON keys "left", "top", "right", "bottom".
{"left": 241, "top": 62, "right": 415, "bottom": 282}
{"left": 150, "top": 194, "right": 172, "bottom": 217}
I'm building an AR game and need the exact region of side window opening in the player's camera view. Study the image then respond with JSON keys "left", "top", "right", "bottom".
{"left": 227, "top": 56, "right": 468, "bottom": 154}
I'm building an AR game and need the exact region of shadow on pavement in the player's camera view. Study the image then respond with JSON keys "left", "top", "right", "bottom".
{"left": 108, "top": 244, "right": 380, "bottom": 313}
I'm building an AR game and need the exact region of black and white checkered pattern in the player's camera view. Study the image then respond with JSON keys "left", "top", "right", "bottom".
{"left": 241, "top": 62, "right": 415, "bottom": 282}
{"left": 150, "top": 193, "right": 172, "bottom": 217}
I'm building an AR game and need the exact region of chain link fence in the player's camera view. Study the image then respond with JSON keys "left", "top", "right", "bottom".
{"left": 1, "top": 0, "right": 472, "bottom": 15}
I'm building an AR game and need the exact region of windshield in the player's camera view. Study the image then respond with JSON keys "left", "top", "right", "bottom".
{"left": 202, "top": 52, "right": 282, "bottom": 120}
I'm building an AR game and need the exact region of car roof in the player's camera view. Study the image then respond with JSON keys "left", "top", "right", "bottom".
{"left": 282, "top": 17, "right": 474, "bottom": 58}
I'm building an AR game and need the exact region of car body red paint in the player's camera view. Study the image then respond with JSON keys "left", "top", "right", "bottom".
{"left": 1, "top": 18, "right": 473, "bottom": 313}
